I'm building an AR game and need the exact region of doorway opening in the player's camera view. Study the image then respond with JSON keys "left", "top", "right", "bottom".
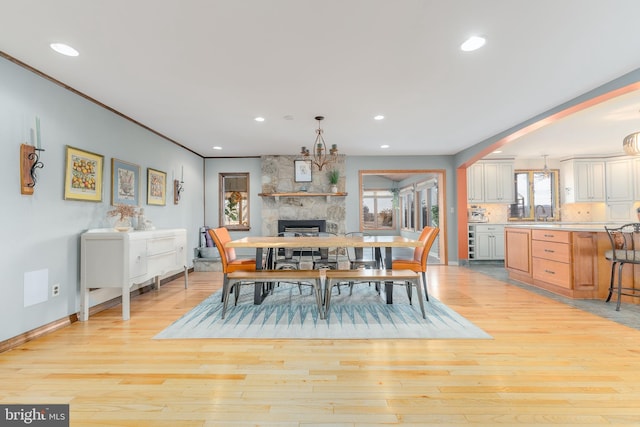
{"left": 358, "top": 169, "right": 446, "bottom": 265}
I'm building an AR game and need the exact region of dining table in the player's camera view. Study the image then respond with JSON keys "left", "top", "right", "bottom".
{"left": 225, "top": 234, "right": 423, "bottom": 304}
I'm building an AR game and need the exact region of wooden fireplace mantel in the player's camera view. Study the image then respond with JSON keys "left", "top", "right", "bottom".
{"left": 259, "top": 192, "right": 347, "bottom": 201}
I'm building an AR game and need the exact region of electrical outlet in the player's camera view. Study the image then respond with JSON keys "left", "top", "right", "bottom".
{"left": 52, "top": 283, "right": 60, "bottom": 297}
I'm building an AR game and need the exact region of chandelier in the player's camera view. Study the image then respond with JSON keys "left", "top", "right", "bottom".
{"left": 300, "top": 116, "right": 338, "bottom": 171}
{"left": 623, "top": 132, "right": 640, "bottom": 155}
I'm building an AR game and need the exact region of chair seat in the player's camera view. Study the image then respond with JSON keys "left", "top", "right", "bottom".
{"left": 227, "top": 259, "right": 257, "bottom": 273}
{"left": 392, "top": 259, "right": 421, "bottom": 272}
{"left": 605, "top": 249, "right": 640, "bottom": 263}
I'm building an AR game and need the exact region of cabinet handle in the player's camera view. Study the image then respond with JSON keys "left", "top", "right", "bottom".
{"left": 544, "top": 234, "right": 555, "bottom": 238}
{"left": 544, "top": 249, "right": 554, "bottom": 253}
{"left": 544, "top": 269, "right": 555, "bottom": 275}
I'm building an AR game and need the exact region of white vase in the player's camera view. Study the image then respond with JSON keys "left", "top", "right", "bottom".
{"left": 330, "top": 184, "right": 338, "bottom": 193}
{"left": 114, "top": 217, "right": 132, "bottom": 232}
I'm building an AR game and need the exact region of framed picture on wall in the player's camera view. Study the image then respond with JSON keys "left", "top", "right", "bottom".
{"left": 147, "top": 168, "right": 166, "bottom": 206}
{"left": 111, "top": 158, "right": 140, "bottom": 206}
{"left": 294, "top": 159, "right": 312, "bottom": 182}
{"left": 63, "top": 145, "right": 104, "bottom": 202}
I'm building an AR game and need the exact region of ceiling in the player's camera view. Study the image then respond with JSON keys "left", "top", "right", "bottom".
{"left": 2, "top": 1, "right": 640, "bottom": 160}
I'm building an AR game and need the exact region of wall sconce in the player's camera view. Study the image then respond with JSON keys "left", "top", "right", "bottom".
{"left": 20, "top": 143, "right": 45, "bottom": 195}
{"left": 174, "top": 179, "right": 184, "bottom": 204}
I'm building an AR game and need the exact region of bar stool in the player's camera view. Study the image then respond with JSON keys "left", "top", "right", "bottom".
{"left": 604, "top": 223, "right": 640, "bottom": 311}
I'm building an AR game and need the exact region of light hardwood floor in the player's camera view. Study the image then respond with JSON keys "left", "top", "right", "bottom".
{"left": 2, "top": 266, "right": 640, "bottom": 426}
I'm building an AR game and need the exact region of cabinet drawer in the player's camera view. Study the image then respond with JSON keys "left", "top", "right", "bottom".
{"left": 531, "top": 240, "right": 570, "bottom": 263}
{"left": 148, "top": 251, "right": 178, "bottom": 276}
{"left": 129, "top": 239, "right": 148, "bottom": 278}
{"left": 532, "top": 229, "right": 570, "bottom": 244}
{"left": 474, "top": 224, "right": 504, "bottom": 233}
{"left": 532, "top": 257, "right": 571, "bottom": 289}
{"left": 147, "top": 236, "right": 176, "bottom": 256}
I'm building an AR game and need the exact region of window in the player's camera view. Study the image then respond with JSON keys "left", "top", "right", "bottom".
{"left": 417, "top": 182, "right": 439, "bottom": 228}
{"left": 219, "top": 173, "right": 250, "bottom": 230}
{"left": 400, "top": 188, "right": 415, "bottom": 230}
{"left": 362, "top": 190, "right": 395, "bottom": 229}
{"left": 509, "top": 169, "right": 559, "bottom": 221}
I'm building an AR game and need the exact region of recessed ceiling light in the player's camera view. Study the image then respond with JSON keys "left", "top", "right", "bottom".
{"left": 213, "top": 146, "right": 222, "bottom": 150}
{"left": 50, "top": 43, "right": 79, "bottom": 57}
{"left": 380, "top": 144, "right": 390, "bottom": 149}
{"left": 254, "top": 117, "right": 265, "bottom": 122}
{"left": 493, "top": 150, "right": 502, "bottom": 154}
{"left": 374, "top": 115, "right": 385, "bottom": 121}
{"left": 460, "top": 36, "right": 486, "bottom": 52}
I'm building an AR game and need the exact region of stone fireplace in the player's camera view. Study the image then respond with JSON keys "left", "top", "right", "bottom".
{"left": 260, "top": 155, "right": 346, "bottom": 236}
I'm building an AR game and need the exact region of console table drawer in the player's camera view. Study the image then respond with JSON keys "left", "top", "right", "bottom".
{"left": 148, "top": 236, "right": 176, "bottom": 256}
{"left": 532, "top": 240, "right": 570, "bottom": 263}
{"left": 532, "top": 257, "right": 571, "bottom": 289}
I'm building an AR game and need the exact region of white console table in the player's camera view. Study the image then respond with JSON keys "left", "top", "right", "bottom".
{"left": 80, "top": 228, "right": 188, "bottom": 321}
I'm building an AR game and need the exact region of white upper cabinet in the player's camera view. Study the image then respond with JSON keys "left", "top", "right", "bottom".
{"left": 634, "top": 157, "right": 640, "bottom": 201}
{"left": 483, "top": 162, "right": 515, "bottom": 203}
{"left": 466, "top": 162, "right": 484, "bottom": 202}
{"left": 467, "top": 160, "right": 514, "bottom": 204}
{"left": 561, "top": 159, "right": 605, "bottom": 203}
{"left": 605, "top": 157, "right": 634, "bottom": 202}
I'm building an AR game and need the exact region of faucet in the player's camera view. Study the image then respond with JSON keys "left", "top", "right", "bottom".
{"left": 536, "top": 205, "right": 547, "bottom": 221}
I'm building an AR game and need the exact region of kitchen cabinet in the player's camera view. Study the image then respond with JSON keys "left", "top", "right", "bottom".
{"left": 504, "top": 226, "right": 598, "bottom": 298}
{"left": 634, "top": 157, "right": 640, "bottom": 201}
{"left": 483, "top": 162, "right": 515, "bottom": 203}
{"left": 505, "top": 227, "right": 531, "bottom": 277}
{"left": 468, "top": 224, "right": 504, "bottom": 260}
{"left": 605, "top": 157, "right": 634, "bottom": 202}
{"left": 561, "top": 159, "right": 605, "bottom": 203}
{"left": 80, "top": 228, "right": 188, "bottom": 321}
{"left": 467, "top": 160, "right": 514, "bottom": 203}
{"left": 532, "top": 229, "right": 572, "bottom": 289}
{"left": 466, "top": 162, "right": 484, "bottom": 202}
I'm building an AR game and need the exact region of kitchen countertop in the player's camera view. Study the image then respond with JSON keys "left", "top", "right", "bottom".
{"left": 502, "top": 222, "right": 623, "bottom": 232}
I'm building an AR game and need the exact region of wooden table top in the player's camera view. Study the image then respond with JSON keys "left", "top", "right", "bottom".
{"left": 226, "top": 235, "right": 422, "bottom": 248}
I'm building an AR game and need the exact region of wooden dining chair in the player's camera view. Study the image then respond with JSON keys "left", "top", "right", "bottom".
{"left": 392, "top": 226, "right": 439, "bottom": 302}
{"left": 208, "top": 227, "right": 257, "bottom": 303}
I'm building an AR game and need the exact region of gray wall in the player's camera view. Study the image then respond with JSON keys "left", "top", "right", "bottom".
{"left": 1, "top": 57, "right": 204, "bottom": 341}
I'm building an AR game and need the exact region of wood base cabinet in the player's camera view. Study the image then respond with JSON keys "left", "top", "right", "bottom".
{"left": 505, "top": 227, "right": 531, "bottom": 279}
{"left": 505, "top": 227, "right": 597, "bottom": 298}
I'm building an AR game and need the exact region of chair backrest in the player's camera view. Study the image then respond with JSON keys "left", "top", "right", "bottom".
{"left": 208, "top": 227, "right": 237, "bottom": 273}
{"left": 605, "top": 223, "right": 640, "bottom": 261}
{"left": 414, "top": 226, "right": 439, "bottom": 269}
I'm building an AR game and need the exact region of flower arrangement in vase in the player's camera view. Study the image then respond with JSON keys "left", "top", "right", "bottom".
{"left": 108, "top": 204, "right": 137, "bottom": 231}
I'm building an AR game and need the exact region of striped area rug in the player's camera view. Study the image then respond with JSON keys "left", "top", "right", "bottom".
{"left": 154, "top": 283, "right": 491, "bottom": 340}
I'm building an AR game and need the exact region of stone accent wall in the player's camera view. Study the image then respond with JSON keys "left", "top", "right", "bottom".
{"left": 260, "top": 155, "right": 346, "bottom": 236}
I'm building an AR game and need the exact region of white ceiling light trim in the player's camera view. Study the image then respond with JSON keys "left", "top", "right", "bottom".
{"left": 50, "top": 43, "right": 79, "bottom": 57}
{"left": 460, "top": 36, "right": 486, "bottom": 52}
{"left": 374, "top": 115, "right": 385, "bottom": 120}
{"left": 254, "top": 117, "right": 265, "bottom": 122}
